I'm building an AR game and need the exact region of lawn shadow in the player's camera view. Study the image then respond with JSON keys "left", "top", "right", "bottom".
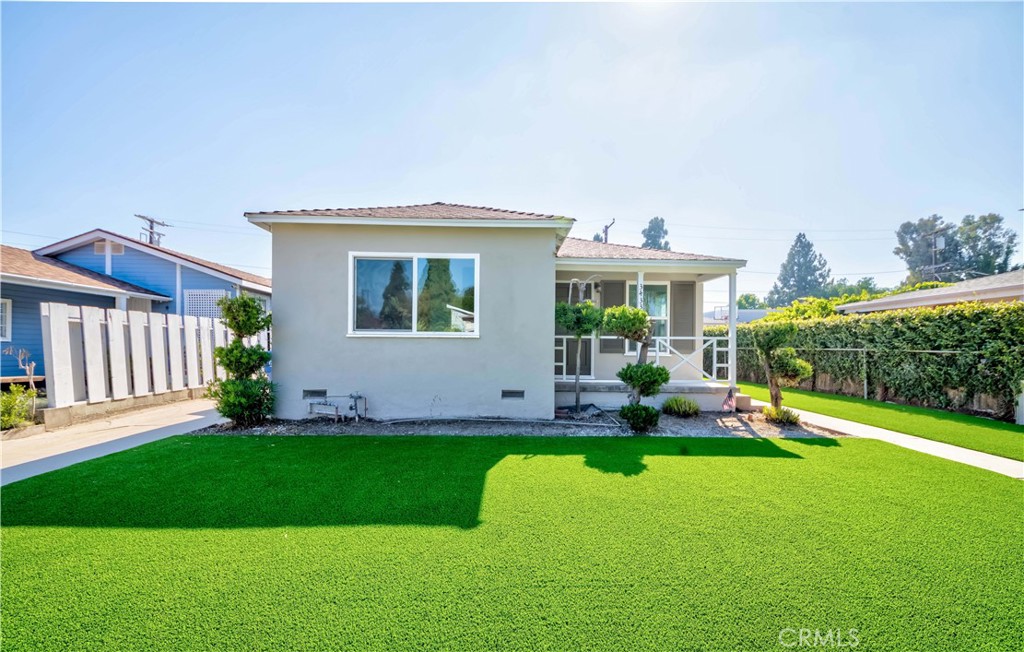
{"left": 3, "top": 436, "right": 807, "bottom": 530}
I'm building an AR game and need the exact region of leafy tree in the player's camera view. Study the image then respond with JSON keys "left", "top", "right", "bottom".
{"left": 766, "top": 233, "right": 832, "bottom": 307}
{"left": 641, "top": 217, "right": 670, "bottom": 250}
{"left": 737, "top": 293, "right": 766, "bottom": 309}
{"left": 894, "top": 213, "right": 1019, "bottom": 283}
{"left": 958, "top": 214, "right": 1019, "bottom": 277}
{"left": 825, "top": 277, "right": 880, "bottom": 298}
{"left": 417, "top": 259, "right": 457, "bottom": 331}
{"left": 379, "top": 261, "right": 412, "bottom": 329}
{"left": 593, "top": 232, "right": 604, "bottom": 242}
{"left": 208, "top": 293, "right": 274, "bottom": 427}
{"left": 748, "top": 321, "right": 812, "bottom": 411}
{"left": 893, "top": 215, "right": 962, "bottom": 283}
{"left": 555, "top": 300, "right": 604, "bottom": 414}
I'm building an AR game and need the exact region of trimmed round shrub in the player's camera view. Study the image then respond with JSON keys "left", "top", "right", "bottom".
{"left": 662, "top": 396, "right": 700, "bottom": 418}
{"left": 620, "top": 403, "right": 661, "bottom": 434}
{"left": 207, "top": 378, "right": 275, "bottom": 428}
{"left": 762, "top": 405, "right": 800, "bottom": 426}
{"left": 616, "top": 363, "right": 671, "bottom": 398}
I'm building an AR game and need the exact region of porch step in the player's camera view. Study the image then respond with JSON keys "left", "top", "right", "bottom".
{"left": 734, "top": 393, "right": 752, "bottom": 411}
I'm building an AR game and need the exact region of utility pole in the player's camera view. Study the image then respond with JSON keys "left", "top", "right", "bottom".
{"left": 923, "top": 224, "right": 954, "bottom": 281}
{"left": 601, "top": 219, "right": 615, "bottom": 243}
{"left": 135, "top": 214, "right": 171, "bottom": 246}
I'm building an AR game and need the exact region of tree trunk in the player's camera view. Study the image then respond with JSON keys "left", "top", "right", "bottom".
{"left": 574, "top": 336, "right": 582, "bottom": 414}
{"left": 761, "top": 356, "right": 782, "bottom": 409}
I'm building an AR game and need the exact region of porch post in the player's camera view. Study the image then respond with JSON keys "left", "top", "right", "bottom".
{"left": 636, "top": 271, "right": 645, "bottom": 362}
{"left": 728, "top": 271, "right": 737, "bottom": 388}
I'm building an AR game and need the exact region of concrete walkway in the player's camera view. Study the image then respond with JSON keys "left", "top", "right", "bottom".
{"left": 1, "top": 399, "right": 226, "bottom": 486}
{"left": 752, "top": 399, "right": 1024, "bottom": 479}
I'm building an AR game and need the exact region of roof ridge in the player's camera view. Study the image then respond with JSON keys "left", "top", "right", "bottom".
{"left": 564, "top": 236, "right": 713, "bottom": 259}
{"left": 244, "top": 202, "right": 564, "bottom": 219}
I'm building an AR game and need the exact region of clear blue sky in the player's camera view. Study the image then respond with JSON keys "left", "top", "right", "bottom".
{"left": 3, "top": 2, "right": 1022, "bottom": 309}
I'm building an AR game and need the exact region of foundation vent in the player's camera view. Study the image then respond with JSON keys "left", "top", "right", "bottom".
{"left": 302, "top": 389, "right": 327, "bottom": 399}
{"left": 501, "top": 390, "right": 525, "bottom": 400}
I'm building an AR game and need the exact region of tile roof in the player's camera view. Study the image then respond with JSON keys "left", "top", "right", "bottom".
{"left": 556, "top": 237, "right": 740, "bottom": 262}
{"left": 0, "top": 245, "right": 168, "bottom": 298}
{"left": 244, "top": 202, "right": 568, "bottom": 222}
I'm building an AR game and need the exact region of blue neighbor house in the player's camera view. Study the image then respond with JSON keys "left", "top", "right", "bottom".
{"left": 0, "top": 230, "right": 271, "bottom": 381}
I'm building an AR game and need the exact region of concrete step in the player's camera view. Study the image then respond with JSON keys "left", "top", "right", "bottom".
{"left": 734, "top": 393, "right": 752, "bottom": 411}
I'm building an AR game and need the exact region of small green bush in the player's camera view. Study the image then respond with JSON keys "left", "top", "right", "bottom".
{"left": 762, "top": 405, "right": 801, "bottom": 425}
{"left": 1, "top": 385, "right": 37, "bottom": 430}
{"left": 211, "top": 293, "right": 275, "bottom": 427}
{"left": 214, "top": 339, "right": 272, "bottom": 379}
{"left": 662, "top": 396, "right": 700, "bottom": 418}
{"left": 620, "top": 403, "right": 661, "bottom": 433}
{"left": 616, "top": 363, "right": 671, "bottom": 399}
{"left": 207, "top": 378, "right": 275, "bottom": 428}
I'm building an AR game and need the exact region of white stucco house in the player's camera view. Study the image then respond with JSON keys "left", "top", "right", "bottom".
{"left": 246, "top": 202, "right": 746, "bottom": 420}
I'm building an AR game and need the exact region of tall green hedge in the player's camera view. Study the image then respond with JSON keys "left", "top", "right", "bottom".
{"left": 706, "top": 302, "right": 1024, "bottom": 421}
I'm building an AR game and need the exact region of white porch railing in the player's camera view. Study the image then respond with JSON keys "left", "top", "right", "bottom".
{"left": 554, "top": 335, "right": 732, "bottom": 383}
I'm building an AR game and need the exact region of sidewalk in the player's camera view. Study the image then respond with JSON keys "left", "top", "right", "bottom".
{"left": 1, "top": 399, "right": 226, "bottom": 486}
{"left": 751, "top": 400, "right": 1024, "bottom": 480}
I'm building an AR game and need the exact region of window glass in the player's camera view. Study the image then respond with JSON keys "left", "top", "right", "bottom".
{"left": 416, "top": 258, "right": 476, "bottom": 332}
{"left": 354, "top": 258, "right": 413, "bottom": 331}
{"left": 628, "top": 285, "right": 668, "bottom": 317}
{"left": 0, "top": 299, "right": 10, "bottom": 340}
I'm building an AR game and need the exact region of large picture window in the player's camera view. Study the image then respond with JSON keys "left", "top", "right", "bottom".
{"left": 351, "top": 253, "right": 478, "bottom": 336}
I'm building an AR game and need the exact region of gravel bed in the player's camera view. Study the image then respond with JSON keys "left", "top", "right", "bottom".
{"left": 194, "top": 410, "right": 842, "bottom": 438}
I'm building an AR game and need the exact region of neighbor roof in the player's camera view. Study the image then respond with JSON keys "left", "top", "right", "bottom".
{"left": 837, "top": 269, "right": 1024, "bottom": 313}
{"left": 35, "top": 229, "right": 271, "bottom": 290}
{"left": 556, "top": 237, "right": 742, "bottom": 263}
{"left": 1, "top": 245, "right": 169, "bottom": 299}
{"left": 244, "top": 202, "right": 568, "bottom": 222}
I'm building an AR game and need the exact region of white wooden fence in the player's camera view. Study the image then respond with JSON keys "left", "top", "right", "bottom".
{"left": 40, "top": 303, "right": 269, "bottom": 409}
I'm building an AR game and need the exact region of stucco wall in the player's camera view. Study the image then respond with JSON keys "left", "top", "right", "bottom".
{"left": 271, "top": 224, "right": 557, "bottom": 420}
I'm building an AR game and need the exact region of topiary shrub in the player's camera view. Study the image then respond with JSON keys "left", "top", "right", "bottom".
{"left": 1, "top": 384, "right": 37, "bottom": 430}
{"left": 620, "top": 403, "right": 661, "bottom": 433}
{"left": 555, "top": 299, "right": 604, "bottom": 414}
{"left": 616, "top": 362, "right": 671, "bottom": 405}
{"left": 208, "top": 293, "right": 275, "bottom": 427}
{"left": 762, "top": 405, "right": 801, "bottom": 425}
{"left": 662, "top": 396, "right": 700, "bottom": 418}
{"left": 206, "top": 378, "right": 275, "bottom": 427}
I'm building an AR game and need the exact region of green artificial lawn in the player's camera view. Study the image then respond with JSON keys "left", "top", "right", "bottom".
{"left": 3, "top": 436, "right": 1022, "bottom": 651}
{"left": 740, "top": 382, "right": 1024, "bottom": 462}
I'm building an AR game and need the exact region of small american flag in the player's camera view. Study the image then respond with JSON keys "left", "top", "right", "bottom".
{"left": 722, "top": 388, "right": 736, "bottom": 412}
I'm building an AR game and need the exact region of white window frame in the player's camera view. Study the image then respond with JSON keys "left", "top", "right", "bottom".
{"left": 625, "top": 282, "right": 669, "bottom": 354}
{"left": 348, "top": 252, "right": 480, "bottom": 338}
{"left": 0, "top": 298, "right": 11, "bottom": 342}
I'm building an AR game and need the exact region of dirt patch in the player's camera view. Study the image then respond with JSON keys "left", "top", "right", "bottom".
{"left": 193, "top": 409, "right": 841, "bottom": 439}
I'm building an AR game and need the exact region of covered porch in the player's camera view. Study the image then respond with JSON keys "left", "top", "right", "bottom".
{"left": 553, "top": 237, "right": 745, "bottom": 411}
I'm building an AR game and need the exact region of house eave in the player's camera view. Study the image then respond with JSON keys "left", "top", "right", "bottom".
{"left": 555, "top": 257, "right": 746, "bottom": 274}
{"left": 837, "top": 287, "right": 1023, "bottom": 313}
{"left": 34, "top": 229, "right": 271, "bottom": 293}
{"left": 0, "top": 273, "right": 170, "bottom": 301}
{"left": 245, "top": 214, "right": 575, "bottom": 231}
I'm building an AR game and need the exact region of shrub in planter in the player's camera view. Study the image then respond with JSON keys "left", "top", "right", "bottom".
{"left": 208, "top": 293, "right": 275, "bottom": 427}
{"left": 662, "top": 396, "right": 700, "bottom": 418}
{"left": 620, "top": 403, "right": 661, "bottom": 433}
{"left": 762, "top": 405, "right": 801, "bottom": 425}
{"left": 1, "top": 384, "right": 37, "bottom": 430}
